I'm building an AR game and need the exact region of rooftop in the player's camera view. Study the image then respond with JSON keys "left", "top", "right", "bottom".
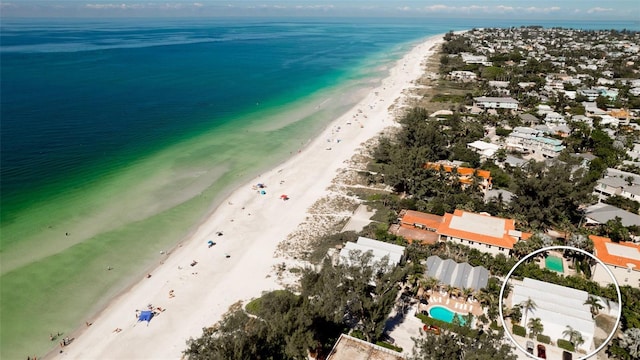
{"left": 326, "top": 334, "right": 405, "bottom": 360}
{"left": 425, "top": 256, "right": 489, "bottom": 291}
{"left": 585, "top": 203, "right": 640, "bottom": 227}
{"left": 590, "top": 235, "right": 640, "bottom": 270}
{"left": 438, "top": 210, "right": 524, "bottom": 249}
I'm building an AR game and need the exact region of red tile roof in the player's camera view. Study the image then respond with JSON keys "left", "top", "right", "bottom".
{"left": 394, "top": 209, "right": 528, "bottom": 249}
{"left": 437, "top": 209, "right": 519, "bottom": 249}
{"left": 400, "top": 210, "right": 443, "bottom": 230}
{"left": 590, "top": 235, "right": 640, "bottom": 270}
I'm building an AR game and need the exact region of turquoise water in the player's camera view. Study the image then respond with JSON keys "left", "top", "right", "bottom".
{"left": 429, "top": 305, "right": 468, "bottom": 325}
{"left": 545, "top": 255, "right": 564, "bottom": 273}
{"left": 1, "top": 17, "right": 636, "bottom": 359}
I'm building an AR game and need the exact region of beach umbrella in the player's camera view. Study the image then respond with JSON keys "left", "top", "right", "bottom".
{"left": 260, "top": 190, "right": 266, "bottom": 195}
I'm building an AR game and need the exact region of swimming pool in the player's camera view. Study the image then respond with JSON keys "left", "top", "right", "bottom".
{"left": 545, "top": 255, "right": 564, "bottom": 273}
{"left": 429, "top": 305, "right": 467, "bottom": 325}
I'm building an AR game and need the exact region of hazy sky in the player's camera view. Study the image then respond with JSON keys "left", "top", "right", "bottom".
{"left": 1, "top": 0, "right": 639, "bottom": 20}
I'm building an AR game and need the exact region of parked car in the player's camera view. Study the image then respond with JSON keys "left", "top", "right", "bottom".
{"left": 526, "top": 341, "right": 534, "bottom": 354}
{"left": 423, "top": 324, "right": 441, "bottom": 335}
{"left": 562, "top": 350, "right": 572, "bottom": 360}
{"left": 537, "top": 344, "right": 546, "bottom": 359}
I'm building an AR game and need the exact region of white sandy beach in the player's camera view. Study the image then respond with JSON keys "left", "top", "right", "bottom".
{"left": 48, "top": 34, "right": 443, "bottom": 360}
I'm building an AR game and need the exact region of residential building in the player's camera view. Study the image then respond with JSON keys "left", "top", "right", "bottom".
{"left": 593, "top": 168, "right": 640, "bottom": 202}
{"left": 449, "top": 70, "right": 477, "bottom": 82}
{"left": 519, "top": 113, "right": 540, "bottom": 125}
{"left": 437, "top": 210, "right": 530, "bottom": 256}
{"left": 544, "top": 111, "right": 566, "bottom": 127}
{"left": 511, "top": 278, "right": 596, "bottom": 351}
{"left": 590, "top": 235, "right": 640, "bottom": 287}
{"left": 390, "top": 209, "right": 443, "bottom": 244}
{"left": 473, "top": 96, "right": 519, "bottom": 110}
{"left": 460, "top": 52, "right": 492, "bottom": 66}
{"left": 424, "top": 162, "right": 492, "bottom": 192}
{"left": 391, "top": 209, "right": 530, "bottom": 255}
{"left": 584, "top": 203, "right": 640, "bottom": 227}
{"left": 425, "top": 255, "right": 489, "bottom": 291}
{"left": 339, "top": 236, "right": 405, "bottom": 270}
{"left": 467, "top": 140, "right": 501, "bottom": 159}
{"left": 578, "top": 88, "right": 602, "bottom": 101}
{"left": 505, "top": 127, "right": 565, "bottom": 158}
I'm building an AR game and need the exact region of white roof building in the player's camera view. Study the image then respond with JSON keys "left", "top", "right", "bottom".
{"left": 512, "top": 278, "right": 596, "bottom": 352}
{"left": 467, "top": 140, "right": 501, "bottom": 159}
{"left": 339, "top": 236, "right": 405, "bottom": 270}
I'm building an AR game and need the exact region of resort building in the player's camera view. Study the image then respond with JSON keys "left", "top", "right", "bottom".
{"left": 590, "top": 235, "right": 640, "bottom": 287}
{"left": 473, "top": 96, "right": 519, "bottom": 110}
{"left": 339, "top": 236, "right": 405, "bottom": 270}
{"left": 505, "top": 126, "right": 565, "bottom": 158}
{"left": 391, "top": 209, "right": 530, "bottom": 256}
{"left": 437, "top": 210, "right": 530, "bottom": 256}
{"left": 511, "top": 278, "right": 595, "bottom": 352}
{"left": 425, "top": 256, "right": 489, "bottom": 291}
{"left": 326, "top": 334, "right": 405, "bottom": 360}
{"left": 424, "top": 162, "right": 492, "bottom": 193}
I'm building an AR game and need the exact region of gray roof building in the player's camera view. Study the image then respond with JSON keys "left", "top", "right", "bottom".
{"left": 425, "top": 256, "right": 489, "bottom": 291}
{"left": 585, "top": 203, "right": 640, "bottom": 227}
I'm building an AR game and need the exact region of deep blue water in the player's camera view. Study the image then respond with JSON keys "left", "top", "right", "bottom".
{"left": 1, "top": 17, "right": 638, "bottom": 220}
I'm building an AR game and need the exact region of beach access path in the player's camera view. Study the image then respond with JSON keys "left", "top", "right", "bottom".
{"left": 48, "top": 34, "right": 444, "bottom": 360}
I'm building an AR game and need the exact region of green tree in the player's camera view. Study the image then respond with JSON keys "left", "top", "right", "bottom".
{"left": 619, "top": 328, "right": 640, "bottom": 359}
{"left": 562, "top": 325, "right": 584, "bottom": 349}
{"left": 409, "top": 328, "right": 517, "bottom": 360}
{"left": 520, "top": 297, "right": 537, "bottom": 326}
{"left": 527, "top": 318, "right": 544, "bottom": 339}
{"left": 584, "top": 295, "right": 604, "bottom": 318}
{"left": 509, "top": 304, "right": 522, "bottom": 325}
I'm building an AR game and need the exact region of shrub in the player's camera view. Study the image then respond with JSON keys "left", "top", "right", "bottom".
{"left": 537, "top": 334, "right": 551, "bottom": 344}
{"left": 376, "top": 341, "right": 403, "bottom": 353}
{"left": 350, "top": 330, "right": 365, "bottom": 340}
{"left": 557, "top": 339, "right": 575, "bottom": 352}
{"left": 490, "top": 321, "right": 501, "bottom": 330}
{"left": 512, "top": 324, "right": 527, "bottom": 337}
{"left": 245, "top": 298, "right": 262, "bottom": 315}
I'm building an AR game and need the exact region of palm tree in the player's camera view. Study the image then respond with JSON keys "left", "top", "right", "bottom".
{"left": 449, "top": 286, "right": 461, "bottom": 298}
{"left": 520, "top": 297, "right": 537, "bottom": 325}
{"left": 527, "top": 318, "right": 544, "bottom": 339}
{"left": 574, "top": 333, "right": 585, "bottom": 351}
{"left": 461, "top": 287, "right": 474, "bottom": 302}
{"left": 563, "top": 325, "right": 583, "bottom": 349}
{"left": 509, "top": 304, "right": 522, "bottom": 325}
{"left": 584, "top": 295, "right": 604, "bottom": 318}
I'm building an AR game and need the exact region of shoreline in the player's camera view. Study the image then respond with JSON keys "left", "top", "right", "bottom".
{"left": 45, "top": 33, "right": 445, "bottom": 360}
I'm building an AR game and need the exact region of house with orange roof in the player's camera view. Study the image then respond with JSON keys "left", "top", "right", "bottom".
{"left": 590, "top": 235, "right": 640, "bottom": 287}
{"left": 390, "top": 209, "right": 530, "bottom": 255}
{"left": 437, "top": 210, "right": 530, "bottom": 256}
{"left": 424, "top": 162, "right": 492, "bottom": 193}
{"left": 390, "top": 209, "right": 443, "bottom": 244}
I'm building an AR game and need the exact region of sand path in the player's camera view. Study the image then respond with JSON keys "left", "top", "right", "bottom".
{"left": 49, "top": 34, "right": 443, "bottom": 360}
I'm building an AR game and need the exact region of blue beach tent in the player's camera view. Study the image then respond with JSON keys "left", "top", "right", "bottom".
{"left": 138, "top": 310, "right": 154, "bottom": 323}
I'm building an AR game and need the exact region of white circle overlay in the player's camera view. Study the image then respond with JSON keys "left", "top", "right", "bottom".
{"left": 498, "top": 245, "right": 622, "bottom": 360}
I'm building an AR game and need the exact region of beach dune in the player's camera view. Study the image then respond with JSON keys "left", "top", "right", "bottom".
{"left": 49, "top": 34, "right": 443, "bottom": 359}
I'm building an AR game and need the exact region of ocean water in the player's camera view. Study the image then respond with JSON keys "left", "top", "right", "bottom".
{"left": 1, "top": 17, "right": 637, "bottom": 359}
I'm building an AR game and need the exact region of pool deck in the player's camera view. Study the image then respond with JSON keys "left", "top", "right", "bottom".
{"left": 417, "top": 290, "right": 484, "bottom": 318}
